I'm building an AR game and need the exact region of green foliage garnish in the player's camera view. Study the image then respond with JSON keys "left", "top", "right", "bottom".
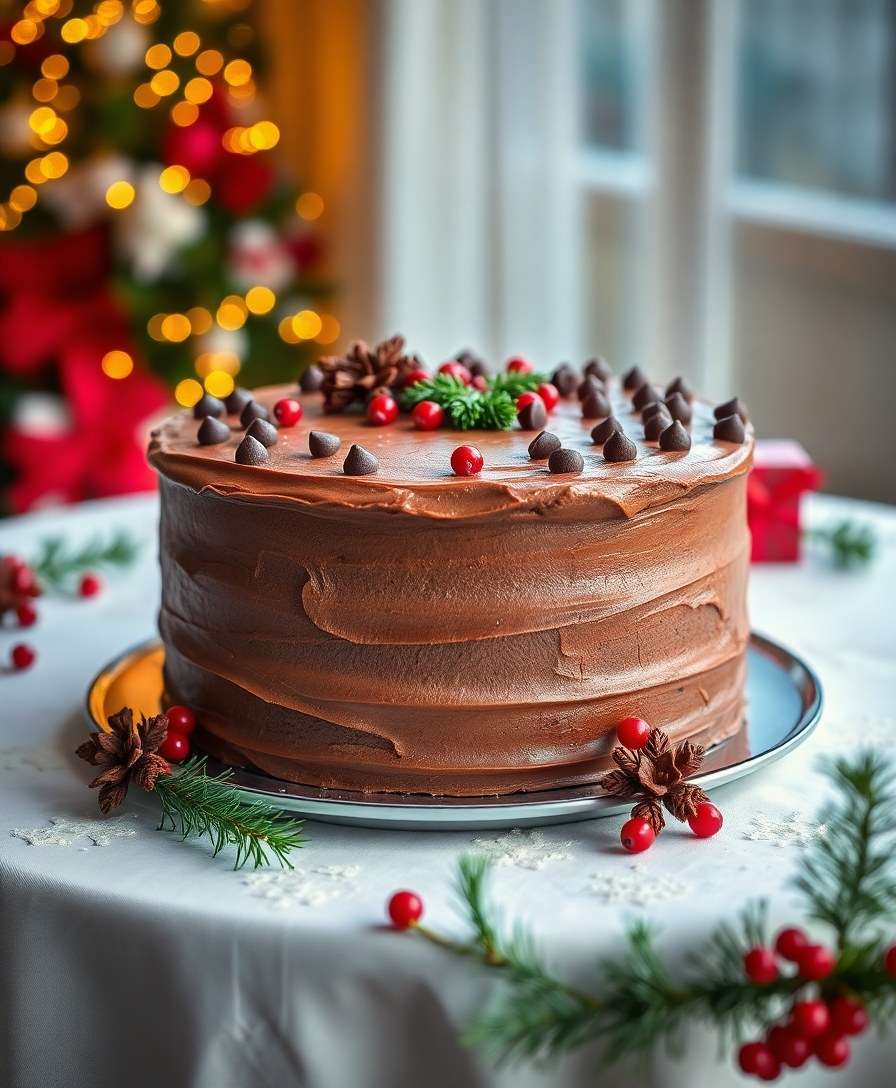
{"left": 808, "top": 520, "right": 876, "bottom": 569}
{"left": 31, "top": 529, "right": 141, "bottom": 590}
{"left": 399, "top": 371, "right": 545, "bottom": 430}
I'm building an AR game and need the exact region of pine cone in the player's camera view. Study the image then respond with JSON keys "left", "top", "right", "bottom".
{"left": 76, "top": 706, "right": 171, "bottom": 814}
{"left": 319, "top": 335, "right": 417, "bottom": 411}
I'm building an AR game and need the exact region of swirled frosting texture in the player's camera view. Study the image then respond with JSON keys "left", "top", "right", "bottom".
{"left": 150, "top": 383, "right": 752, "bottom": 795}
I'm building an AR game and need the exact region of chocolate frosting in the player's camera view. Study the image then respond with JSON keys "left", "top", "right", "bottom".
{"left": 149, "top": 380, "right": 753, "bottom": 795}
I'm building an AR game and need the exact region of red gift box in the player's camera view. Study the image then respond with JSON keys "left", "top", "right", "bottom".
{"left": 747, "top": 441, "right": 823, "bottom": 563}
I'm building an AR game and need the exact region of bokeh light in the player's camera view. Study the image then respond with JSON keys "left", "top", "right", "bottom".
{"left": 175, "top": 378, "right": 203, "bottom": 407}
{"left": 101, "top": 350, "right": 134, "bottom": 380}
{"left": 105, "top": 180, "right": 135, "bottom": 209}
{"left": 296, "top": 191, "right": 324, "bottom": 221}
{"left": 245, "top": 286, "right": 276, "bottom": 315}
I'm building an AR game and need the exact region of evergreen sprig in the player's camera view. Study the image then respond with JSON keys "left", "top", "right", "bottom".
{"left": 399, "top": 372, "right": 544, "bottom": 430}
{"left": 808, "top": 520, "right": 876, "bottom": 569}
{"left": 155, "top": 756, "right": 306, "bottom": 870}
{"left": 412, "top": 753, "right": 896, "bottom": 1070}
{"left": 31, "top": 529, "right": 141, "bottom": 589}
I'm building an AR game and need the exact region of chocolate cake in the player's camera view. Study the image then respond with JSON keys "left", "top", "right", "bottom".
{"left": 148, "top": 350, "right": 753, "bottom": 796}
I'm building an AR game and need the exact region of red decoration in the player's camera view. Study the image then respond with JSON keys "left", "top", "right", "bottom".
{"left": 162, "top": 117, "right": 224, "bottom": 178}
{"left": 438, "top": 361, "right": 471, "bottom": 385}
{"left": 273, "top": 398, "right": 303, "bottom": 427}
{"left": 828, "top": 996, "right": 869, "bottom": 1037}
{"left": 537, "top": 382, "right": 559, "bottom": 411}
{"left": 814, "top": 1033, "right": 850, "bottom": 1068}
{"left": 388, "top": 890, "right": 424, "bottom": 929}
{"left": 748, "top": 441, "right": 822, "bottom": 563}
{"left": 10, "top": 563, "right": 39, "bottom": 596}
{"left": 774, "top": 926, "right": 808, "bottom": 962}
{"left": 10, "top": 643, "right": 35, "bottom": 670}
{"left": 797, "top": 943, "right": 836, "bottom": 980}
{"left": 159, "top": 731, "right": 191, "bottom": 763}
{"left": 367, "top": 393, "right": 399, "bottom": 426}
{"left": 166, "top": 705, "right": 197, "bottom": 735}
{"left": 885, "top": 945, "right": 896, "bottom": 977}
{"left": 401, "top": 367, "right": 431, "bottom": 388}
{"left": 451, "top": 445, "right": 483, "bottom": 477}
{"left": 471, "top": 375, "right": 488, "bottom": 392}
{"left": 506, "top": 356, "right": 534, "bottom": 374}
{"left": 743, "top": 947, "right": 779, "bottom": 984}
{"left": 515, "top": 391, "right": 542, "bottom": 412}
{"left": 768, "top": 1025, "right": 811, "bottom": 1069}
{"left": 620, "top": 817, "right": 655, "bottom": 853}
{"left": 791, "top": 999, "right": 830, "bottom": 1038}
{"left": 16, "top": 602, "right": 37, "bottom": 627}
{"left": 411, "top": 401, "right": 444, "bottom": 431}
{"left": 616, "top": 716, "right": 651, "bottom": 750}
{"left": 688, "top": 801, "right": 723, "bottom": 838}
{"left": 738, "top": 1041, "right": 779, "bottom": 1080}
{"left": 214, "top": 151, "right": 275, "bottom": 215}
{"left": 78, "top": 572, "right": 102, "bottom": 598}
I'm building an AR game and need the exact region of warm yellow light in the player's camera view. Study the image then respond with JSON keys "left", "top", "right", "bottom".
{"left": 278, "top": 316, "right": 300, "bottom": 344}
{"left": 150, "top": 69, "right": 180, "bottom": 97}
{"left": 101, "top": 350, "right": 134, "bottom": 380}
{"left": 195, "top": 352, "right": 241, "bottom": 379}
{"left": 227, "top": 79, "right": 256, "bottom": 104}
{"left": 133, "top": 83, "right": 159, "bottom": 109}
{"left": 315, "top": 314, "right": 341, "bottom": 345}
{"left": 296, "top": 191, "right": 324, "bottom": 221}
{"left": 248, "top": 121, "right": 279, "bottom": 151}
{"left": 35, "top": 0, "right": 61, "bottom": 14}
{"left": 222, "top": 127, "right": 244, "bottom": 154}
{"left": 41, "top": 54, "right": 69, "bottom": 80}
{"left": 159, "top": 164, "right": 190, "bottom": 194}
{"left": 10, "top": 185, "right": 37, "bottom": 212}
{"left": 96, "top": 1, "right": 124, "bottom": 27}
{"left": 170, "top": 101, "right": 199, "bottom": 127}
{"left": 195, "top": 49, "right": 223, "bottom": 76}
{"left": 216, "top": 297, "right": 248, "bottom": 331}
{"left": 175, "top": 378, "right": 203, "bottom": 407}
{"left": 0, "top": 205, "right": 23, "bottom": 232}
{"left": 41, "top": 118, "right": 68, "bottom": 145}
{"left": 291, "top": 310, "right": 322, "bottom": 340}
{"left": 33, "top": 78, "right": 58, "bottom": 103}
{"left": 132, "top": 0, "right": 160, "bottom": 26}
{"left": 40, "top": 151, "right": 68, "bottom": 179}
{"left": 204, "top": 370, "right": 235, "bottom": 397}
{"left": 144, "top": 43, "right": 171, "bottom": 70}
{"left": 182, "top": 178, "right": 211, "bottom": 206}
{"left": 12, "top": 21, "right": 39, "bottom": 46}
{"left": 83, "top": 14, "right": 103, "bottom": 39}
{"left": 184, "top": 77, "right": 212, "bottom": 104}
{"left": 160, "top": 313, "right": 191, "bottom": 342}
{"left": 25, "top": 159, "right": 46, "bottom": 184}
{"left": 186, "top": 307, "right": 212, "bottom": 335}
{"left": 173, "top": 31, "right": 200, "bottom": 57}
{"left": 223, "top": 58, "right": 251, "bottom": 87}
{"left": 105, "top": 180, "right": 135, "bottom": 209}
{"left": 245, "top": 286, "right": 276, "bottom": 315}
{"left": 55, "top": 84, "right": 80, "bottom": 111}
{"left": 60, "top": 18, "right": 88, "bottom": 43}
{"left": 0, "top": 42, "right": 15, "bottom": 67}
{"left": 147, "top": 313, "right": 167, "bottom": 341}
{"left": 29, "top": 107, "right": 57, "bottom": 136}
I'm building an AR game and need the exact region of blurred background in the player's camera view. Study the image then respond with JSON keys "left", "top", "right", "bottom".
{"left": 0, "top": 0, "right": 894, "bottom": 514}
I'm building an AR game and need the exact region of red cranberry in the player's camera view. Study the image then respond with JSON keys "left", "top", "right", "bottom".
{"left": 506, "top": 356, "right": 534, "bottom": 374}
{"left": 616, "top": 716, "right": 651, "bottom": 749}
{"left": 16, "top": 602, "right": 37, "bottom": 627}
{"left": 411, "top": 400, "right": 445, "bottom": 431}
{"left": 387, "top": 890, "right": 424, "bottom": 929}
{"left": 537, "top": 382, "right": 559, "bottom": 411}
{"left": 367, "top": 393, "right": 399, "bottom": 426}
{"left": 828, "top": 996, "right": 869, "bottom": 1036}
{"left": 774, "top": 926, "right": 808, "bottom": 962}
{"left": 688, "top": 801, "right": 723, "bottom": 838}
{"left": 515, "top": 391, "right": 543, "bottom": 411}
{"left": 814, "top": 1033, "right": 850, "bottom": 1068}
{"left": 401, "top": 367, "right": 431, "bottom": 388}
{"left": 79, "top": 572, "right": 102, "bottom": 598}
{"left": 797, "top": 943, "right": 836, "bottom": 981}
{"left": 471, "top": 375, "right": 488, "bottom": 391}
{"left": 273, "top": 398, "right": 303, "bottom": 427}
{"left": 159, "top": 731, "right": 190, "bottom": 763}
{"left": 744, "top": 946, "right": 779, "bottom": 985}
{"left": 438, "top": 361, "right": 471, "bottom": 384}
{"left": 451, "top": 445, "right": 483, "bottom": 477}
{"left": 767, "top": 1025, "right": 811, "bottom": 1068}
{"left": 737, "top": 1041, "right": 779, "bottom": 1080}
{"left": 790, "top": 999, "right": 830, "bottom": 1038}
{"left": 620, "top": 817, "right": 655, "bottom": 853}
{"left": 11, "top": 643, "right": 35, "bottom": 670}
{"left": 11, "top": 564, "right": 39, "bottom": 596}
{"left": 885, "top": 945, "right": 896, "bottom": 977}
{"left": 166, "top": 705, "right": 197, "bottom": 735}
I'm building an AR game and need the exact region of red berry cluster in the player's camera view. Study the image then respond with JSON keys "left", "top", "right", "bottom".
{"left": 160, "top": 704, "right": 196, "bottom": 763}
{"left": 3, "top": 555, "right": 40, "bottom": 671}
{"left": 737, "top": 927, "right": 894, "bottom": 1079}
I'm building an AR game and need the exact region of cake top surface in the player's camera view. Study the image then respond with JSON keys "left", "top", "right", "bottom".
{"left": 149, "top": 369, "right": 753, "bottom": 520}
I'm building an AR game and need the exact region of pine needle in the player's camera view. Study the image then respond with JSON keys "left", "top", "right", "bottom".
{"left": 808, "top": 520, "right": 876, "bottom": 568}
{"left": 31, "top": 529, "right": 141, "bottom": 589}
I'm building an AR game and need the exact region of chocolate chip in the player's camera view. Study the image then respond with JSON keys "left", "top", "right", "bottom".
{"left": 632, "top": 383, "right": 661, "bottom": 411}
{"left": 581, "top": 391, "right": 611, "bottom": 419}
{"left": 591, "top": 416, "right": 621, "bottom": 444}
{"left": 528, "top": 431, "right": 562, "bottom": 460}
{"left": 517, "top": 398, "right": 548, "bottom": 431}
{"left": 577, "top": 375, "right": 604, "bottom": 401}
{"left": 309, "top": 430, "right": 341, "bottom": 458}
{"left": 659, "top": 420, "right": 692, "bottom": 451}
{"left": 551, "top": 364, "right": 579, "bottom": 397}
{"left": 713, "top": 414, "right": 746, "bottom": 443}
{"left": 603, "top": 430, "right": 638, "bottom": 463}
{"left": 665, "top": 375, "right": 694, "bottom": 402}
{"left": 300, "top": 365, "right": 324, "bottom": 393}
{"left": 343, "top": 443, "right": 378, "bottom": 475}
{"left": 584, "top": 356, "right": 612, "bottom": 381}
{"left": 240, "top": 400, "right": 270, "bottom": 428}
{"left": 193, "top": 393, "right": 225, "bottom": 420}
{"left": 664, "top": 392, "right": 692, "bottom": 425}
{"left": 642, "top": 401, "right": 667, "bottom": 421}
{"left": 234, "top": 435, "right": 269, "bottom": 466}
{"left": 247, "top": 418, "right": 279, "bottom": 447}
{"left": 622, "top": 366, "right": 647, "bottom": 391}
{"left": 644, "top": 410, "right": 673, "bottom": 441}
{"left": 224, "top": 387, "right": 252, "bottom": 415}
{"left": 548, "top": 448, "right": 584, "bottom": 474}
{"left": 714, "top": 396, "right": 749, "bottom": 422}
{"left": 197, "top": 416, "right": 230, "bottom": 445}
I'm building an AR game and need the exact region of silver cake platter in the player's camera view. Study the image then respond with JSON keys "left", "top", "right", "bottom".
{"left": 86, "top": 632, "right": 822, "bottom": 831}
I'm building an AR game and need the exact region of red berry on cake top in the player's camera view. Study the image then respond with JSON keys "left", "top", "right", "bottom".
{"left": 451, "top": 445, "right": 483, "bottom": 477}
{"left": 273, "top": 398, "right": 303, "bottom": 427}
{"left": 411, "top": 400, "right": 444, "bottom": 431}
{"left": 438, "top": 361, "right": 471, "bottom": 384}
{"left": 506, "top": 356, "right": 534, "bottom": 374}
{"left": 367, "top": 393, "right": 399, "bottom": 426}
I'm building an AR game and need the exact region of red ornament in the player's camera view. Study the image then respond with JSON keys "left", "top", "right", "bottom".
{"left": 471, "top": 375, "right": 488, "bottom": 392}
{"left": 797, "top": 943, "right": 836, "bottom": 981}
{"left": 215, "top": 152, "right": 275, "bottom": 215}
{"left": 411, "top": 401, "right": 445, "bottom": 431}
{"left": 273, "top": 398, "right": 303, "bottom": 427}
{"left": 814, "top": 1033, "right": 850, "bottom": 1068}
{"left": 743, "top": 946, "right": 779, "bottom": 985}
{"left": 367, "top": 394, "right": 399, "bottom": 426}
{"left": 11, "top": 643, "right": 36, "bottom": 670}
{"left": 790, "top": 999, "right": 830, "bottom": 1038}
{"left": 774, "top": 926, "right": 808, "bottom": 962}
{"left": 506, "top": 356, "right": 534, "bottom": 374}
{"left": 451, "top": 445, "right": 484, "bottom": 477}
{"left": 166, "top": 705, "right": 197, "bottom": 735}
{"left": 78, "top": 572, "right": 102, "bottom": 598}
{"left": 620, "top": 817, "right": 655, "bottom": 854}
{"left": 387, "top": 889, "right": 424, "bottom": 929}
{"left": 401, "top": 367, "right": 431, "bottom": 388}
{"left": 737, "top": 1042, "right": 779, "bottom": 1080}
{"left": 885, "top": 945, "right": 896, "bottom": 977}
{"left": 16, "top": 602, "right": 37, "bottom": 627}
{"left": 616, "top": 716, "right": 651, "bottom": 750}
{"left": 767, "top": 1025, "right": 811, "bottom": 1069}
{"left": 828, "top": 996, "right": 869, "bottom": 1037}
{"left": 159, "top": 731, "right": 191, "bottom": 763}
{"left": 515, "top": 391, "right": 543, "bottom": 412}
{"left": 11, "top": 564, "right": 40, "bottom": 596}
{"left": 688, "top": 801, "right": 723, "bottom": 838}
{"left": 438, "top": 361, "right": 472, "bottom": 385}
{"left": 537, "top": 382, "right": 560, "bottom": 411}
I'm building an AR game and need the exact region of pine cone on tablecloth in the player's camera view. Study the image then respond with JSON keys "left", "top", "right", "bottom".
{"left": 319, "top": 335, "right": 418, "bottom": 411}
{"left": 76, "top": 707, "right": 171, "bottom": 814}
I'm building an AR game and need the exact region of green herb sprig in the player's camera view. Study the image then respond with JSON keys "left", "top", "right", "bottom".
{"left": 808, "top": 520, "right": 876, "bottom": 569}
{"left": 31, "top": 529, "right": 141, "bottom": 590}
{"left": 399, "top": 371, "right": 546, "bottom": 430}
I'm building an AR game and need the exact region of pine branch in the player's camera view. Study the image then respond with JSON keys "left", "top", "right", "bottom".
{"left": 155, "top": 756, "right": 306, "bottom": 870}
{"left": 808, "top": 520, "right": 876, "bottom": 569}
{"left": 487, "top": 372, "right": 548, "bottom": 398}
{"left": 399, "top": 375, "right": 517, "bottom": 430}
{"left": 31, "top": 529, "right": 141, "bottom": 589}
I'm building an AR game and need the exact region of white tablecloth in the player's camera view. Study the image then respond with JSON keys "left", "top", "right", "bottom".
{"left": 1, "top": 492, "right": 894, "bottom": 1088}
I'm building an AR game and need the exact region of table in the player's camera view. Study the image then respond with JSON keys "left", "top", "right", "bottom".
{"left": 1, "top": 492, "right": 894, "bottom": 1088}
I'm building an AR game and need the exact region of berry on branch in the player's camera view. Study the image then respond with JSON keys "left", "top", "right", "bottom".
{"left": 388, "top": 890, "right": 424, "bottom": 929}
